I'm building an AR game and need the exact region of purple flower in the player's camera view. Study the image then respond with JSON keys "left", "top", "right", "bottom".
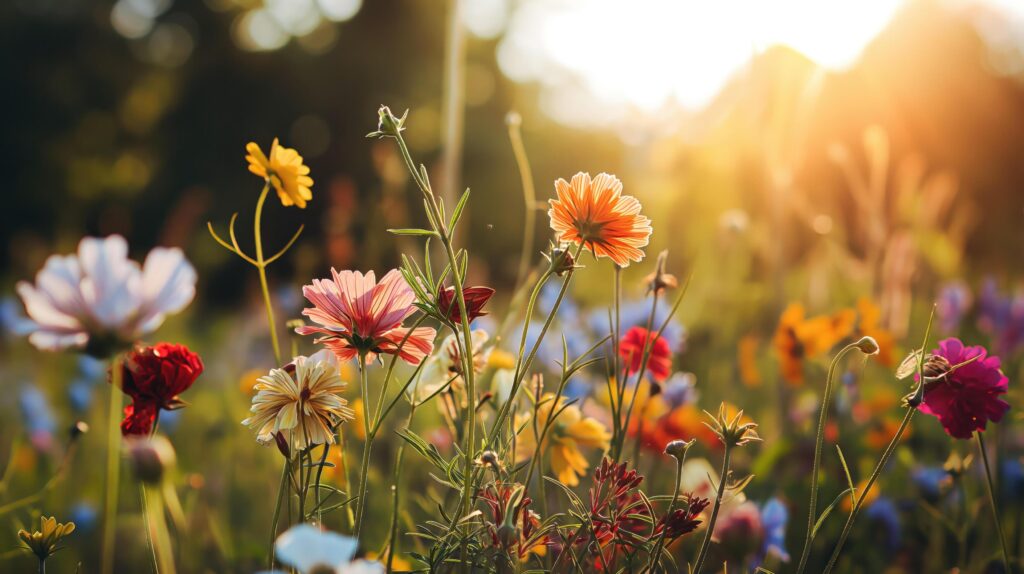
{"left": 977, "top": 279, "right": 1024, "bottom": 358}
{"left": 936, "top": 281, "right": 972, "bottom": 334}
{"left": 917, "top": 338, "right": 1010, "bottom": 439}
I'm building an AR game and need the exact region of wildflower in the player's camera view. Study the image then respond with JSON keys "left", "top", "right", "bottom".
{"left": 773, "top": 303, "right": 856, "bottom": 385}
{"left": 242, "top": 351, "right": 355, "bottom": 450}
{"left": 704, "top": 403, "right": 760, "bottom": 448}
{"left": 547, "top": 172, "right": 652, "bottom": 267}
{"left": 936, "top": 281, "right": 972, "bottom": 334}
{"left": 515, "top": 393, "right": 611, "bottom": 487}
{"left": 19, "top": 387, "right": 56, "bottom": 451}
{"left": 296, "top": 269, "right": 436, "bottom": 365}
{"left": 116, "top": 343, "right": 203, "bottom": 436}
{"left": 855, "top": 299, "right": 894, "bottom": 365}
{"left": 864, "top": 497, "right": 901, "bottom": 551}
{"left": 414, "top": 330, "right": 491, "bottom": 405}
{"left": 738, "top": 335, "right": 763, "bottom": 388}
{"left": 543, "top": 243, "right": 577, "bottom": 276}
{"left": 643, "top": 250, "right": 678, "bottom": 294}
{"left": 479, "top": 483, "right": 551, "bottom": 562}
{"left": 18, "top": 516, "right": 75, "bottom": 563}
{"left": 664, "top": 438, "right": 695, "bottom": 461}
{"left": 977, "top": 279, "right": 1024, "bottom": 357}
{"left": 436, "top": 285, "right": 494, "bottom": 324}
{"left": 273, "top": 523, "right": 384, "bottom": 574}
{"left": 759, "top": 498, "right": 790, "bottom": 564}
{"left": 713, "top": 501, "right": 764, "bottom": 563}
{"left": 655, "top": 494, "right": 709, "bottom": 541}
{"left": 576, "top": 459, "right": 651, "bottom": 567}
{"left": 916, "top": 338, "right": 1010, "bottom": 439}
{"left": 245, "top": 138, "right": 313, "bottom": 208}
{"left": 619, "top": 326, "right": 672, "bottom": 382}
{"left": 16, "top": 235, "right": 196, "bottom": 356}
{"left": 125, "top": 435, "right": 176, "bottom": 484}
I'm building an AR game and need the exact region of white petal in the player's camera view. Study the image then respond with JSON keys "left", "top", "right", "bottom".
{"left": 16, "top": 280, "right": 81, "bottom": 332}
{"left": 275, "top": 524, "right": 358, "bottom": 573}
{"left": 136, "top": 247, "right": 197, "bottom": 334}
{"left": 341, "top": 560, "right": 385, "bottom": 574}
{"left": 78, "top": 236, "right": 142, "bottom": 329}
{"left": 28, "top": 329, "right": 89, "bottom": 351}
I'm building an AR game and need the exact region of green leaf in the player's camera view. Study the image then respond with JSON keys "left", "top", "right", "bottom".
{"left": 388, "top": 228, "right": 438, "bottom": 237}
{"left": 811, "top": 487, "right": 854, "bottom": 539}
{"left": 449, "top": 188, "right": 471, "bottom": 229}
{"left": 836, "top": 444, "right": 855, "bottom": 495}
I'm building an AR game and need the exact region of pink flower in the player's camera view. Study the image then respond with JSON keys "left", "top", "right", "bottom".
{"left": 918, "top": 338, "right": 1010, "bottom": 439}
{"left": 16, "top": 236, "right": 196, "bottom": 356}
{"left": 619, "top": 326, "right": 672, "bottom": 382}
{"left": 296, "top": 269, "right": 436, "bottom": 365}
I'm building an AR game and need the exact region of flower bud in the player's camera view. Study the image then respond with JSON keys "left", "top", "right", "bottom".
{"left": 373, "top": 106, "right": 407, "bottom": 138}
{"left": 69, "top": 421, "right": 89, "bottom": 441}
{"left": 126, "top": 435, "right": 176, "bottom": 484}
{"left": 664, "top": 438, "right": 695, "bottom": 462}
{"left": 854, "top": 336, "right": 880, "bottom": 356}
{"left": 545, "top": 245, "right": 576, "bottom": 276}
{"left": 274, "top": 431, "right": 292, "bottom": 460}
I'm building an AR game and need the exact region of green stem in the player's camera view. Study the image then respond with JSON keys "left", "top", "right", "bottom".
{"left": 507, "top": 113, "right": 536, "bottom": 294}
{"left": 354, "top": 355, "right": 373, "bottom": 539}
{"left": 796, "top": 342, "right": 861, "bottom": 574}
{"left": 386, "top": 398, "right": 419, "bottom": 574}
{"left": 977, "top": 431, "right": 1013, "bottom": 573}
{"left": 267, "top": 459, "right": 289, "bottom": 568}
{"left": 647, "top": 453, "right": 687, "bottom": 572}
{"left": 101, "top": 356, "right": 123, "bottom": 574}
{"left": 615, "top": 288, "right": 659, "bottom": 461}
{"left": 141, "top": 485, "right": 160, "bottom": 573}
{"left": 823, "top": 407, "right": 914, "bottom": 574}
{"left": 692, "top": 444, "right": 732, "bottom": 574}
{"left": 254, "top": 183, "right": 282, "bottom": 365}
{"left": 144, "top": 485, "right": 177, "bottom": 574}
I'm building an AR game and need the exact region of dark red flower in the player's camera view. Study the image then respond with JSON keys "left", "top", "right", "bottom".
{"left": 619, "top": 326, "right": 672, "bottom": 382}
{"left": 120, "top": 402, "right": 159, "bottom": 436}
{"left": 116, "top": 343, "right": 203, "bottom": 437}
{"left": 917, "top": 338, "right": 1010, "bottom": 439}
{"left": 654, "top": 494, "right": 709, "bottom": 542}
{"left": 437, "top": 286, "right": 494, "bottom": 324}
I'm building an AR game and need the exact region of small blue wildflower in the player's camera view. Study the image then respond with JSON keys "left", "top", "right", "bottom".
{"left": 69, "top": 502, "right": 99, "bottom": 532}
{"left": 759, "top": 497, "right": 790, "bottom": 564}
{"left": 865, "top": 496, "right": 901, "bottom": 551}
{"left": 912, "top": 466, "right": 948, "bottom": 500}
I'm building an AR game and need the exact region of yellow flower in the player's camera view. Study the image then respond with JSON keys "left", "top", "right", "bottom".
{"left": 515, "top": 393, "right": 611, "bottom": 487}
{"left": 18, "top": 516, "right": 76, "bottom": 561}
{"left": 245, "top": 138, "right": 313, "bottom": 208}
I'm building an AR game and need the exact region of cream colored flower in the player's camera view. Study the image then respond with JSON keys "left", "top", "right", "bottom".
{"left": 242, "top": 350, "right": 354, "bottom": 450}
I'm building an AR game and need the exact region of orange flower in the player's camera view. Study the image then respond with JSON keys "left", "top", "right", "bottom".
{"left": 864, "top": 416, "right": 911, "bottom": 450}
{"left": 547, "top": 172, "right": 652, "bottom": 267}
{"left": 855, "top": 298, "right": 895, "bottom": 366}
{"left": 773, "top": 304, "right": 856, "bottom": 386}
{"left": 737, "top": 335, "right": 762, "bottom": 388}
{"left": 245, "top": 138, "right": 313, "bottom": 208}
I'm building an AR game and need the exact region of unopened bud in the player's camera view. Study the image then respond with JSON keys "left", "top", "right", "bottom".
{"left": 127, "top": 436, "right": 176, "bottom": 484}
{"left": 69, "top": 421, "right": 89, "bottom": 441}
{"left": 274, "top": 431, "right": 292, "bottom": 460}
{"left": 664, "top": 439, "right": 695, "bottom": 462}
{"left": 854, "top": 336, "right": 879, "bottom": 356}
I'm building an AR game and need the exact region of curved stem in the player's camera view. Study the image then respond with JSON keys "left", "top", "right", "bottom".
{"left": 796, "top": 342, "right": 860, "bottom": 574}
{"left": 823, "top": 407, "right": 914, "bottom": 573}
{"left": 253, "top": 183, "right": 282, "bottom": 365}
{"left": 101, "top": 355, "right": 123, "bottom": 574}
{"left": 692, "top": 444, "right": 732, "bottom": 574}
{"left": 507, "top": 113, "right": 536, "bottom": 294}
{"left": 267, "top": 460, "right": 289, "bottom": 568}
{"left": 976, "top": 431, "right": 1012, "bottom": 573}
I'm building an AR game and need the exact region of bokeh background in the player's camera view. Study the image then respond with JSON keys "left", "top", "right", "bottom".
{"left": 3, "top": 0, "right": 1024, "bottom": 572}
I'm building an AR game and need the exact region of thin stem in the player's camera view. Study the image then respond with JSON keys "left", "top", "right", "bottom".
{"left": 614, "top": 288, "right": 660, "bottom": 461}
{"left": 507, "top": 113, "right": 537, "bottom": 294}
{"left": 796, "top": 342, "right": 861, "bottom": 574}
{"left": 253, "top": 183, "right": 282, "bottom": 365}
{"left": 141, "top": 485, "right": 160, "bottom": 574}
{"left": 977, "top": 431, "right": 1013, "bottom": 573}
{"left": 144, "top": 485, "right": 177, "bottom": 574}
{"left": 386, "top": 395, "right": 420, "bottom": 573}
{"left": 267, "top": 459, "right": 289, "bottom": 568}
{"left": 314, "top": 441, "right": 330, "bottom": 524}
{"left": 692, "top": 444, "right": 732, "bottom": 574}
{"left": 354, "top": 355, "right": 373, "bottom": 539}
{"left": 101, "top": 355, "right": 123, "bottom": 574}
{"left": 823, "top": 407, "right": 915, "bottom": 573}
{"left": 647, "top": 454, "right": 687, "bottom": 572}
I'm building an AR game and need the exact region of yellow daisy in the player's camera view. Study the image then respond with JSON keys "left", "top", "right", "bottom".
{"left": 516, "top": 393, "right": 611, "bottom": 486}
{"left": 245, "top": 138, "right": 314, "bottom": 208}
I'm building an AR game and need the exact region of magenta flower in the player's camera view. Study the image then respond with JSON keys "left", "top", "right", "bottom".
{"left": 296, "top": 269, "right": 436, "bottom": 365}
{"left": 918, "top": 338, "right": 1010, "bottom": 439}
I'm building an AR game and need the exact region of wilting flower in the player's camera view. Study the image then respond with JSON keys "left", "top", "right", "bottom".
{"left": 547, "top": 172, "right": 652, "bottom": 267}
{"left": 272, "top": 524, "right": 384, "bottom": 574}
{"left": 297, "top": 269, "right": 436, "bottom": 365}
{"left": 414, "top": 330, "right": 490, "bottom": 405}
{"left": 242, "top": 351, "right": 355, "bottom": 450}
{"left": 116, "top": 343, "right": 203, "bottom": 436}
{"left": 18, "top": 516, "right": 75, "bottom": 562}
{"left": 644, "top": 250, "right": 678, "bottom": 294}
{"left": 773, "top": 303, "right": 855, "bottom": 385}
{"left": 916, "top": 338, "right": 1010, "bottom": 439}
{"left": 515, "top": 393, "right": 611, "bottom": 486}
{"left": 619, "top": 326, "right": 672, "bottom": 382}
{"left": 16, "top": 235, "right": 196, "bottom": 356}
{"left": 478, "top": 483, "right": 551, "bottom": 562}
{"left": 436, "top": 285, "right": 494, "bottom": 324}
{"left": 246, "top": 138, "right": 314, "bottom": 209}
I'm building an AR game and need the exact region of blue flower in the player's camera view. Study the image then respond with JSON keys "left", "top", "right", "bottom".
{"left": 912, "top": 466, "right": 948, "bottom": 500}
{"left": 1002, "top": 459, "right": 1024, "bottom": 502}
{"left": 661, "top": 372, "right": 697, "bottom": 408}
{"left": 19, "top": 386, "right": 56, "bottom": 451}
{"left": 759, "top": 498, "right": 790, "bottom": 564}
{"left": 69, "top": 502, "right": 98, "bottom": 532}
{"left": 865, "top": 496, "right": 901, "bottom": 551}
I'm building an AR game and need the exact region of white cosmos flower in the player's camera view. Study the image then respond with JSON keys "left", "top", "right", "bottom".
{"left": 412, "top": 330, "right": 491, "bottom": 405}
{"left": 16, "top": 235, "right": 196, "bottom": 355}
{"left": 264, "top": 524, "right": 384, "bottom": 574}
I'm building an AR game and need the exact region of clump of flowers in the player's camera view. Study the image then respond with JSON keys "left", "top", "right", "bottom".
{"left": 916, "top": 337, "right": 1010, "bottom": 439}
{"left": 297, "top": 268, "right": 436, "bottom": 365}
{"left": 117, "top": 343, "right": 203, "bottom": 436}
{"left": 242, "top": 351, "right": 354, "bottom": 449}
{"left": 547, "top": 172, "right": 652, "bottom": 267}
{"left": 16, "top": 235, "right": 197, "bottom": 356}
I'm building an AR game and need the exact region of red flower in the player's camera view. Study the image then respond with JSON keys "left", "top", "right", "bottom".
{"left": 918, "top": 338, "right": 1010, "bottom": 439}
{"left": 116, "top": 343, "right": 203, "bottom": 436}
{"left": 437, "top": 286, "right": 494, "bottom": 324}
{"left": 619, "top": 327, "right": 671, "bottom": 382}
